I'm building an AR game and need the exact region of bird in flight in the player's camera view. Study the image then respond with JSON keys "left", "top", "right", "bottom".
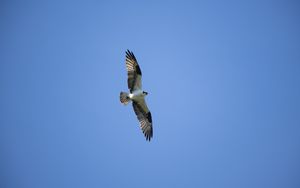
{"left": 120, "top": 50, "right": 153, "bottom": 141}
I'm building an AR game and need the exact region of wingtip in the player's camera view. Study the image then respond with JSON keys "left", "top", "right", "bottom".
{"left": 125, "top": 49, "right": 137, "bottom": 61}
{"left": 125, "top": 49, "right": 130, "bottom": 57}
{"left": 146, "top": 136, "right": 151, "bottom": 142}
{"left": 145, "top": 132, "right": 153, "bottom": 142}
{"left": 125, "top": 49, "right": 132, "bottom": 56}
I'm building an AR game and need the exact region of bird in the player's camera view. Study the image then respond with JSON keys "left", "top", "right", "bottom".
{"left": 120, "top": 50, "right": 153, "bottom": 141}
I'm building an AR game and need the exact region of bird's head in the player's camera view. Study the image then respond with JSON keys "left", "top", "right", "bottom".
{"left": 143, "top": 91, "right": 148, "bottom": 96}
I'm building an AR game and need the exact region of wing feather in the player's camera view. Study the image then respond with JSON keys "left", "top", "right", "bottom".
{"left": 132, "top": 101, "right": 153, "bottom": 141}
{"left": 125, "top": 50, "right": 142, "bottom": 92}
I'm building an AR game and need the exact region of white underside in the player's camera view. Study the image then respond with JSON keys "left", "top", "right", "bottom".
{"left": 129, "top": 89, "right": 145, "bottom": 102}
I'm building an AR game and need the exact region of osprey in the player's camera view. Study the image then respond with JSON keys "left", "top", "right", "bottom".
{"left": 120, "top": 50, "right": 153, "bottom": 141}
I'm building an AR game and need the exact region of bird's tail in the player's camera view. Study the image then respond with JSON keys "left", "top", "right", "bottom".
{"left": 120, "top": 92, "right": 130, "bottom": 105}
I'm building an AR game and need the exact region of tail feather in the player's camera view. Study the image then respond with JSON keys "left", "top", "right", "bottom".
{"left": 120, "top": 92, "right": 130, "bottom": 105}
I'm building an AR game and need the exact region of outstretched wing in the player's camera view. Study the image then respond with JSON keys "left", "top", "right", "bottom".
{"left": 125, "top": 50, "right": 142, "bottom": 92}
{"left": 132, "top": 101, "right": 153, "bottom": 141}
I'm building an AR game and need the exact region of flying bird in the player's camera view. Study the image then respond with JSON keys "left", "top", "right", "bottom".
{"left": 120, "top": 50, "right": 153, "bottom": 141}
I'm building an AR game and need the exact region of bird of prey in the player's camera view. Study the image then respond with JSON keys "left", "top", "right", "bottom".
{"left": 120, "top": 50, "right": 153, "bottom": 141}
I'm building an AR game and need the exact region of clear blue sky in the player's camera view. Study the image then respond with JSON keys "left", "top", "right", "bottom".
{"left": 1, "top": 1, "right": 300, "bottom": 188}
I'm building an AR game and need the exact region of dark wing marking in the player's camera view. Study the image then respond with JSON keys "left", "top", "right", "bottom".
{"left": 132, "top": 101, "right": 153, "bottom": 141}
{"left": 125, "top": 50, "right": 142, "bottom": 92}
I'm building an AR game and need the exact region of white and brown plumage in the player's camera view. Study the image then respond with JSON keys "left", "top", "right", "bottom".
{"left": 120, "top": 50, "right": 153, "bottom": 141}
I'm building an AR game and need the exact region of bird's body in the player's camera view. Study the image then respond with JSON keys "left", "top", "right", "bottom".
{"left": 129, "top": 89, "right": 146, "bottom": 101}
{"left": 120, "top": 50, "right": 153, "bottom": 141}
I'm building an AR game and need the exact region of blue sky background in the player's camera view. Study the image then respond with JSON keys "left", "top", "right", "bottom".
{"left": 1, "top": 1, "right": 300, "bottom": 188}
